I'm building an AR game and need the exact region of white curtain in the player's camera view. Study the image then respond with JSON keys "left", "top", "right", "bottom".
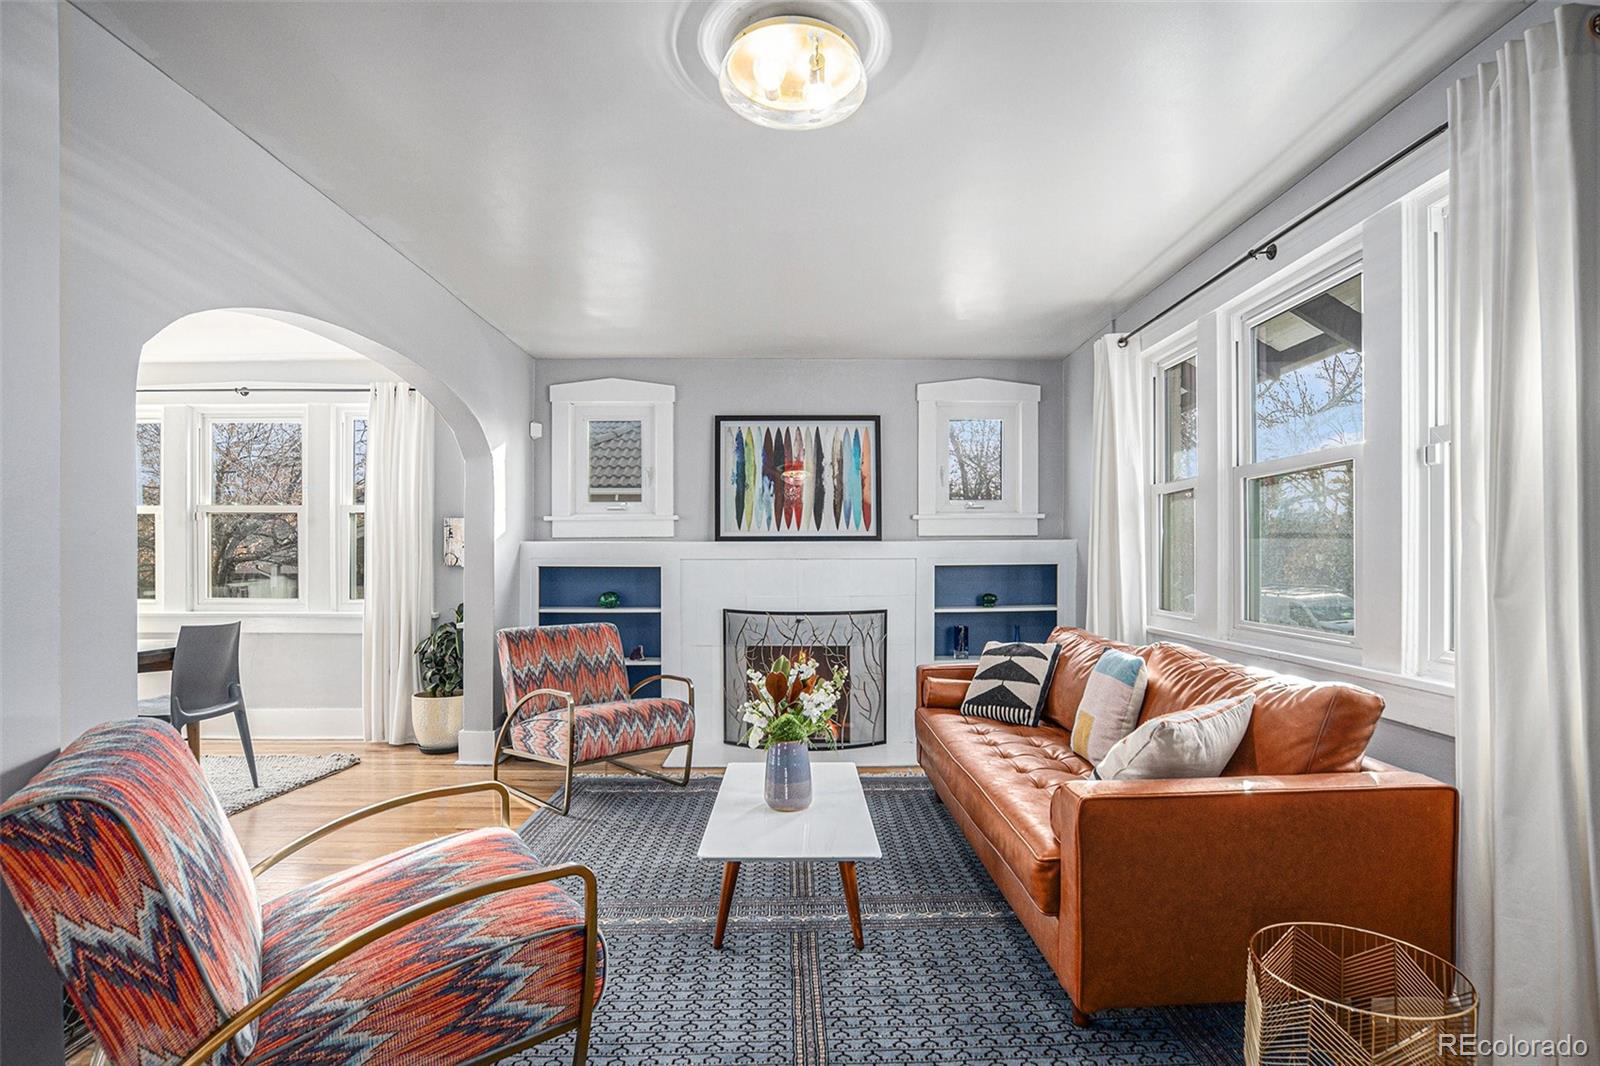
{"left": 1086, "top": 332, "right": 1149, "bottom": 644}
{"left": 361, "top": 383, "right": 435, "bottom": 745}
{"left": 1450, "top": 6, "right": 1599, "bottom": 1057}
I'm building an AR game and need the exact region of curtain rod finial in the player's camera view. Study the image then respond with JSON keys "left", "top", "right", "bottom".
{"left": 1116, "top": 335, "right": 1130, "bottom": 349}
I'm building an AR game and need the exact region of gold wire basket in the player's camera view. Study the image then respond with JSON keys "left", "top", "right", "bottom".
{"left": 1246, "top": 923, "right": 1478, "bottom": 1065}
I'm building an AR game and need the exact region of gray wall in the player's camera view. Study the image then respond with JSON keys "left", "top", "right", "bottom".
{"left": 433, "top": 409, "right": 466, "bottom": 618}
{"left": 533, "top": 357, "right": 1069, "bottom": 542}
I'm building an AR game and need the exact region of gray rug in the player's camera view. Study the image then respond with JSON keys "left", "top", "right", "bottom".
{"left": 510, "top": 774, "right": 1244, "bottom": 1065}
{"left": 200, "top": 752, "right": 360, "bottom": 815}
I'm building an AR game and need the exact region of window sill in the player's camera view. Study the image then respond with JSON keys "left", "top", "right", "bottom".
{"left": 545, "top": 514, "right": 679, "bottom": 539}
{"left": 913, "top": 512, "right": 1042, "bottom": 537}
{"left": 137, "top": 610, "right": 362, "bottom": 636}
{"left": 1144, "top": 624, "right": 1455, "bottom": 736}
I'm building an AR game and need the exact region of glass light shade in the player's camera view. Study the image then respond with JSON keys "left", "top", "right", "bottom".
{"left": 719, "top": 16, "right": 866, "bottom": 130}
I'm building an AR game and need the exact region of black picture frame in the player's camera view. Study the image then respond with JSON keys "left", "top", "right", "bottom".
{"left": 713, "top": 415, "right": 883, "bottom": 542}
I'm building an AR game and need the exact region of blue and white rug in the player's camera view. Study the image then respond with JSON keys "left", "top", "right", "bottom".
{"left": 512, "top": 773, "right": 1243, "bottom": 1065}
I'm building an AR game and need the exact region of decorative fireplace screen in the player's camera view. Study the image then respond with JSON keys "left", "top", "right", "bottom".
{"left": 723, "top": 609, "right": 888, "bottom": 749}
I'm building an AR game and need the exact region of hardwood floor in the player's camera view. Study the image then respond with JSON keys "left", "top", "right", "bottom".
{"left": 228, "top": 739, "right": 672, "bottom": 901}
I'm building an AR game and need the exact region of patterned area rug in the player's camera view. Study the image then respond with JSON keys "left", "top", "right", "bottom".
{"left": 509, "top": 773, "right": 1244, "bottom": 1065}
{"left": 200, "top": 752, "right": 360, "bottom": 815}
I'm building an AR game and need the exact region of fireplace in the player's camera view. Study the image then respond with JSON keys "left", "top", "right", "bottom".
{"left": 723, "top": 609, "right": 888, "bottom": 749}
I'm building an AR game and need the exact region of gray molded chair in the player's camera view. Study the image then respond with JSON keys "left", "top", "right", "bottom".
{"left": 138, "top": 622, "right": 258, "bottom": 788}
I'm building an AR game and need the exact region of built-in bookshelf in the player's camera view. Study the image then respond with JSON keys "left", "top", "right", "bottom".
{"left": 535, "top": 565, "right": 664, "bottom": 698}
{"left": 932, "top": 563, "right": 1060, "bottom": 661}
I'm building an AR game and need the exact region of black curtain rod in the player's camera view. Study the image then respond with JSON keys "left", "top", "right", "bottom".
{"left": 136, "top": 385, "right": 413, "bottom": 396}
{"left": 1117, "top": 120, "right": 1450, "bottom": 348}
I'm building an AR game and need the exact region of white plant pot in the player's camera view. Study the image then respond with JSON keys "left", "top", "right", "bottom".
{"left": 411, "top": 693, "right": 463, "bottom": 755}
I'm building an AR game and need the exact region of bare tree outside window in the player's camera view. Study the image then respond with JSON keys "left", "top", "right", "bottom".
{"left": 207, "top": 420, "right": 302, "bottom": 599}
{"left": 948, "top": 418, "right": 1002, "bottom": 501}
{"left": 1252, "top": 275, "right": 1364, "bottom": 462}
{"left": 1245, "top": 462, "right": 1355, "bottom": 635}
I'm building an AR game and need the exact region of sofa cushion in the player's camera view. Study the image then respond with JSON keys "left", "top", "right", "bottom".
{"left": 960, "top": 641, "right": 1061, "bottom": 726}
{"left": 1095, "top": 693, "right": 1254, "bottom": 781}
{"left": 1141, "top": 642, "right": 1384, "bottom": 775}
{"left": 1040, "top": 627, "right": 1149, "bottom": 733}
{"left": 1069, "top": 648, "right": 1150, "bottom": 762}
{"left": 916, "top": 707, "right": 1092, "bottom": 915}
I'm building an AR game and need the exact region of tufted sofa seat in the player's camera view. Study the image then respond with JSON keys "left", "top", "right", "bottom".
{"left": 916, "top": 627, "right": 1459, "bottom": 1022}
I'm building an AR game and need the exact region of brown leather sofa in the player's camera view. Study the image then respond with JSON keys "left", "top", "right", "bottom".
{"left": 915, "top": 627, "right": 1458, "bottom": 1022}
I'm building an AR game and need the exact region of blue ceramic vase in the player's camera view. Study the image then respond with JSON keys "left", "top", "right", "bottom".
{"left": 764, "top": 740, "right": 813, "bottom": 812}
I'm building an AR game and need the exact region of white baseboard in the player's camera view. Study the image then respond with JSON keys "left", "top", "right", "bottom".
{"left": 457, "top": 729, "right": 496, "bottom": 765}
{"left": 197, "top": 705, "right": 363, "bottom": 741}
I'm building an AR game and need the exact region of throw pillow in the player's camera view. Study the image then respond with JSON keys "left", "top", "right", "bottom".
{"left": 959, "top": 641, "right": 1062, "bottom": 727}
{"left": 1094, "top": 693, "right": 1256, "bottom": 781}
{"left": 1069, "top": 648, "right": 1149, "bottom": 762}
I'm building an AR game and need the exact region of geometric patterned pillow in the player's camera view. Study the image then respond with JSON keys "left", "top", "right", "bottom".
{"left": 959, "top": 641, "right": 1062, "bottom": 727}
{"left": 1069, "top": 647, "right": 1149, "bottom": 763}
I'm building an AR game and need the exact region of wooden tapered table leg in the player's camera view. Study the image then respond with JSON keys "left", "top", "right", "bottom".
{"left": 713, "top": 861, "right": 740, "bottom": 949}
{"left": 839, "top": 861, "right": 864, "bottom": 949}
{"left": 185, "top": 724, "right": 201, "bottom": 759}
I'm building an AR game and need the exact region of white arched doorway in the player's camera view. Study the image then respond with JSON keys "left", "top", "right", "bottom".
{"left": 132, "top": 308, "right": 497, "bottom": 753}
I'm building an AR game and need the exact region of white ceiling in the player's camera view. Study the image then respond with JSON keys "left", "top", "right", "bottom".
{"left": 84, "top": 1, "right": 1521, "bottom": 360}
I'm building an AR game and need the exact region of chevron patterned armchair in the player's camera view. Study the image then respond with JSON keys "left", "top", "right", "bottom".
{"left": 495, "top": 623, "right": 695, "bottom": 815}
{"left": 0, "top": 718, "right": 603, "bottom": 1066}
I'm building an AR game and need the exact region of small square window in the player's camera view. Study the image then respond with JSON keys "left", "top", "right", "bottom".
{"left": 1244, "top": 461, "right": 1354, "bottom": 636}
{"left": 1250, "top": 274, "right": 1364, "bottom": 463}
{"left": 947, "top": 418, "right": 1003, "bottom": 502}
{"left": 586, "top": 419, "right": 644, "bottom": 504}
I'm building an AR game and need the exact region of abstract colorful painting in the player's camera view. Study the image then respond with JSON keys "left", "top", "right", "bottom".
{"left": 715, "top": 416, "right": 881, "bottom": 541}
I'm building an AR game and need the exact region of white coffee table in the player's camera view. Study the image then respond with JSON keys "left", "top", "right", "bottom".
{"left": 697, "top": 761, "right": 882, "bottom": 949}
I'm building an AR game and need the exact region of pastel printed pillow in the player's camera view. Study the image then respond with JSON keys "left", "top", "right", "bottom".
{"left": 1069, "top": 648, "right": 1149, "bottom": 763}
{"left": 1094, "top": 693, "right": 1255, "bottom": 781}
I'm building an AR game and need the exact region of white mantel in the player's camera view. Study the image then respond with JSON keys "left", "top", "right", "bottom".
{"left": 500, "top": 539, "right": 1078, "bottom": 767}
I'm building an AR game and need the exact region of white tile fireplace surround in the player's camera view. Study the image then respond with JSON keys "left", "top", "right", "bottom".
{"left": 510, "top": 540, "right": 1077, "bottom": 767}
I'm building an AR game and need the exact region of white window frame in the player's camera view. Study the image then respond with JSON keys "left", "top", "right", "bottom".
{"left": 1229, "top": 247, "right": 1365, "bottom": 653}
{"left": 1403, "top": 183, "right": 1455, "bottom": 679}
{"left": 335, "top": 406, "right": 367, "bottom": 609}
{"left": 1148, "top": 344, "right": 1199, "bottom": 622}
{"left": 914, "top": 378, "right": 1041, "bottom": 537}
{"left": 546, "top": 378, "right": 677, "bottom": 538}
{"left": 136, "top": 410, "right": 164, "bottom": 609}
{"left": 194, "top": 407, "right": 309, "bottom": 610}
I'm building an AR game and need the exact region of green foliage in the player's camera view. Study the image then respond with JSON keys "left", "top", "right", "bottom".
{"left": 415, "top": 603, "right": 464, "bottom": 697}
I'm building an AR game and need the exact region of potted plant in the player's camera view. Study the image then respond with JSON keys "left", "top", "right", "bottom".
{"left": 737, "top": 651, "right": 848, "bottom": 812}
{"left": 412, "top": 604, "right": 464, "bottom": 755}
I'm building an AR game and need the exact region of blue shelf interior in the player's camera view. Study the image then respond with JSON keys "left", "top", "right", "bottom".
{"left": 538, "top": 566, "right": 663, "bottom": 698}
{"left": 934, "top": 564, "right": 1059, "bottom": 657}
{"left": 538, "top": 566, "right": 662, "bottom": 609}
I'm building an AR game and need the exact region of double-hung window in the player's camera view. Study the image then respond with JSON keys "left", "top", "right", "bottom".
{"left": 1236, "top": 263, "right": 1364, "bottom": 641}
{"left": 339, "top": 411, "right": 367, "bottom": 604}
{"left": 1152, "top": 353, "right": 1199, "bottom": 616}
{"left": 198, "top": 413, "right": 305, "bottom": 604}
{"left": 136, "top": 417, "right": 162, "bottom": 602}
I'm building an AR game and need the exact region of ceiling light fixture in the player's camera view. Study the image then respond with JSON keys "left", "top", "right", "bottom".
{"left": 719, "top": 15, "right": 866, "bottom": 130}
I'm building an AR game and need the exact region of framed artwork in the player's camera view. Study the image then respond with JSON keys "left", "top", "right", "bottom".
{"left": 442, "top": 517, "right": 464, "bottom": 567}
{"left": 715, "top": 415, "right": 882, "bottom": 541}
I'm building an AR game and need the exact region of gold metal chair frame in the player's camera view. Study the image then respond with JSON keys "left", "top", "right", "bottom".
{"left": 494, "top": 674, "right": 696, "bottom": 816}
{"left": 174, "top": 781, "right": 599, "bottom": 1066}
